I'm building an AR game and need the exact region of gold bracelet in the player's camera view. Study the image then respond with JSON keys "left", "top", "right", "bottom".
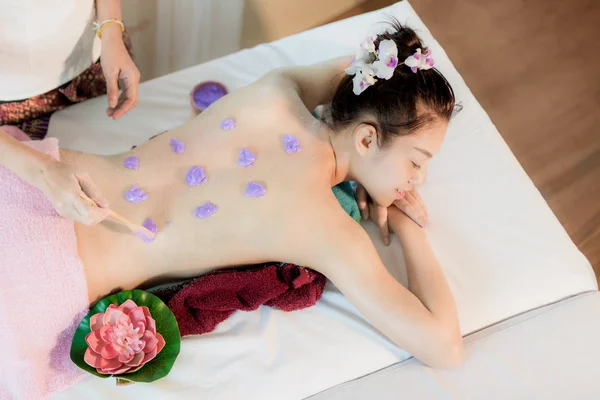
{"left": 94, "top": 19, "right": 125, "bottom": 39}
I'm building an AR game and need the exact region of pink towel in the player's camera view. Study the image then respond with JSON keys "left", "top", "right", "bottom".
{"left": 0, "top": 137, "right": 90, "bottom": 400}
{"left": 0, "top": 125, "right": 30, "bottom": 142}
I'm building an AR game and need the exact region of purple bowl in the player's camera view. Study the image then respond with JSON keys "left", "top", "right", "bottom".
{"left": 190, "top": 81, "right": 228, "bottom": 111}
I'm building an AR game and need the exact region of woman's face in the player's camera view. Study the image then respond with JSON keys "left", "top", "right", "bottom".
{"left": 351, "top": 120, "right": 448, "bottom": 208}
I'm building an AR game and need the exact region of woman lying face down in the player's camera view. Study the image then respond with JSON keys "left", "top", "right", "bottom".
{"left": 0, "top": 20, "right": 463, "bottom": 374}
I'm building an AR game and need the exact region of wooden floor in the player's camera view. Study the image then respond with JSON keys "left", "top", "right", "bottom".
{"left": 328, "top": 0, "right": 600, "bottom": 285}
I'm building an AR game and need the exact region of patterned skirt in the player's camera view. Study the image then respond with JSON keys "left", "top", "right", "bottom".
{"left": 0, "top": 34, "right": 132, "bottom": 140}
{"left": 0, "top": 61, "right": 107, "bottom": 140}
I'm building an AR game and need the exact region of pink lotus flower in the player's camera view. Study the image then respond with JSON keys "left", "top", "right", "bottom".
{"left": 84, "top": 300, "right": 165, "bottom": 375}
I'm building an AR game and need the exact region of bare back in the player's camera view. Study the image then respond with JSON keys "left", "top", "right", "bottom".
{"left": 65, "top": 80, "right": 351, "bottom": 303}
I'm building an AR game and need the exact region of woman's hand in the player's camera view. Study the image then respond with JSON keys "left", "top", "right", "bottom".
{"left": 37, "top": 160, "right": 110, "bottom": 225}
{"left": 357, "top": 183, "right": 428, "bottom": 245}
{"left": 386, "top": 204, "right": 420, "bottom": 234}
{"left": 100, "top": 34, "right": 140, "bottom": 120}
{"left": 392, "top": 188, "right": 428, "bottom": 227}
{"left": 357, "top": 184, "right": 392, "bottom": 245}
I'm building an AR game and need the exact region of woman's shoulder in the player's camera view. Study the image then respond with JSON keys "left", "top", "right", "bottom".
{"left": 235, "top": 70, "right": 307, "bottom": 113}
{"left": 212, "top": 72, "right": 312, "bottom": 132}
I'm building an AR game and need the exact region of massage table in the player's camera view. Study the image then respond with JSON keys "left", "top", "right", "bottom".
{"left": 48, "top": 2, "right": 599, "bottom": 399}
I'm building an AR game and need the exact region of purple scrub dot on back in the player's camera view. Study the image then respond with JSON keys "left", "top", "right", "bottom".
{"left": 123, "top": 156, "right": 139, "bottom": 170}
{"left": 170, "top": 138, "right": 185, "bottom": 154}
{"left": 220, "top": 118, "right": 236, "bottom": 130}
{"left": 125, "top": 185, "right": 148, "bottom": 204}
{"left": 245, "top": 182, "right": 266, "bottom": 198}
{"left": 186, "top": 166, "right": 208, "bottom": 186}
{"left": 136, "top": 217, "right": 158, "bottom": 244}
{"left": 237, "top": 148, "right": 256, "bottom": 168}
{"left": 282, "top": 135, "right": 301, "bottom": 154}
{"left": 195, "top": 202, "right": 219, "bottom": 219}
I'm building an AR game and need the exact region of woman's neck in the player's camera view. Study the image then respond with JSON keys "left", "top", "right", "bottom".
{"left": 317, "top": 121, "right": 352, "bottom": 187}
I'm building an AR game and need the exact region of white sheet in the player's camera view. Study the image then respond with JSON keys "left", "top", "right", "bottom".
{"left": 49, "top": 1, "right": 597, "bottom": 399}
{"left": 308, "top": 292, "right": 600, "bottom": 400}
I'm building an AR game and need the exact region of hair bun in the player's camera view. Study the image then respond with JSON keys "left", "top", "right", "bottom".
{"left": 374, "top": 18, "right": 425, "bottom": 64}
{"left": 328, "top": 18, "right": 456, "bottom": 147}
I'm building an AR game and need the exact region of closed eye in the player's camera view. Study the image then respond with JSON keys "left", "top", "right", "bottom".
{"left": 412, "top": 162, "right": 421, "bottom": 170}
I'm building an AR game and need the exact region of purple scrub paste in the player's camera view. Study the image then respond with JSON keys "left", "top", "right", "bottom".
{"left": 191, "top": 81, "right": 228, "bottom": 111}
{"left": 123, "top": 156, "right": 139, "bottom": 170}
{"left": 186, "top": 166, "right": 208, "bottom": 186}
{"left": 195, "top": 202, "right": 219, "bottom": 219}
{"left": 237, "top": 148, "right": 256, "bottom": 167}
{"left": 125, "top": 185, "right": 148, "bottom": 203}
{"left": 136, "top": 217, "right": 158, "bottom": 244}
{"left": 220, "top": 118, "right": 236, "bottom": 130}
{"left": 170, "top": 138, "right": 185, "bottom": 154}
{"left": 245, "top": 182, "right": 266, "bottom": 198}
{"left": 283, "top": 135, "right": 301, "bottom": 154}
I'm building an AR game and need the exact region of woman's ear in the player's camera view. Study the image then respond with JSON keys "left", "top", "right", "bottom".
{"left": 354, "top": 123, "right": 378, "bottom": 156}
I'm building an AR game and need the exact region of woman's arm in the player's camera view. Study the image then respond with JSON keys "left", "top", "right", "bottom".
{"left": 388, "top": 207, "right": 461, "bottom": 341}
{"left": 263, "top": 56, "right": 354, "bottom": 112}
{"left": 317, "top": 209, "right": 463, "bottom": 368}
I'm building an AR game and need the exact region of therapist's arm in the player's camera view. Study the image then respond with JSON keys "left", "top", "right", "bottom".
{"left": 95, "top": 0, "right": 122, "bottom": 21}
{"left": 95, "top": 0, "right": 140, "bottom": 120}
{"left": 0, "top": 128, "right": 110, "bottom": 224}
{"left": 0, "top": 128, "right": 51, "bottom": 185}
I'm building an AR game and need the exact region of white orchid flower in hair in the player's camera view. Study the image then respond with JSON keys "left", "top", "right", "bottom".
{"left": 404, "top": 48, "right": 435, "bottom": 73}
{"left": 355, "top": 35, "right": 377, "bottom": 62}
{"left": 345, "top": 58, "right": 366, "bottom": 76}
{"left": 371, "top": 39, "right": 399, "bottom": 80}
{"left": 345, "top": 35, "right": 387, "bottom": 95}
{"left": 345, "top": 60, "right": 377, "bottom": 95}
{"left": 352, "top": 69, "right": 377, "bottom": 95}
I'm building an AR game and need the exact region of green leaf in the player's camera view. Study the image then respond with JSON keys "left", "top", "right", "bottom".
{"left": 70, "top": 289, "right": 181, "bottom": 383}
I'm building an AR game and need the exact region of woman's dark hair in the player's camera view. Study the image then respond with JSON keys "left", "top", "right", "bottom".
{"left": 328, "top": 19, "right": 457, "bottom": 147}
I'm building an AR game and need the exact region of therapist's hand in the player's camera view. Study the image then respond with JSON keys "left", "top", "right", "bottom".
{"left": 37, "top": 159, "right": 111, "bottom": 225}
{"left": 100, "top": 32, "right": 140, "bottom": 120}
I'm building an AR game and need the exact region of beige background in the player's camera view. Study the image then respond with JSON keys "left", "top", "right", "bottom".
{"left": 122, "top": 0, "right": 244, "bottom": 80}
{"left": 122, "top": 0, "right": 365, "bottom": 81}
{"left": 241, "top": 0, "right": 367, "bottom": 48}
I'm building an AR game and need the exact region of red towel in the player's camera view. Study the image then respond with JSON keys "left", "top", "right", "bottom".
{"left": 167, "top": 264, "right": 327, "bottom": 337}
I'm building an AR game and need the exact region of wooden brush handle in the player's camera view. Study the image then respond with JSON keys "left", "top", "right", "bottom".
{"left": 79, "top": 193, "right": 155, "bottom": 238}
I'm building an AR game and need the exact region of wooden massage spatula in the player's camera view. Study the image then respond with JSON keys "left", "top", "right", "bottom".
{"left": 79, "top": 193, "right": 156, "bottom": 240}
